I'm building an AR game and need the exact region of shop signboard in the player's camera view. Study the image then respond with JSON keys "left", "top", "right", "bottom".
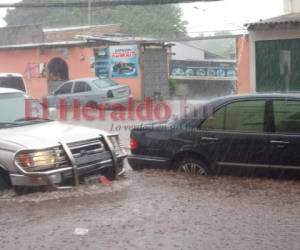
{"left": 109, "top": 45, "right": 138, "bottom": 78}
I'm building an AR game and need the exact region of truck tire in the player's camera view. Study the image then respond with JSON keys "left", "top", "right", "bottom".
{"left": 13, "top": 186, "right": 30, "bottom": 195}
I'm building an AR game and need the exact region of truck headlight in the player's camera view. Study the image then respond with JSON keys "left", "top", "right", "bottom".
{"left": 15, "top": 149, "right": 57, "bottom": 172}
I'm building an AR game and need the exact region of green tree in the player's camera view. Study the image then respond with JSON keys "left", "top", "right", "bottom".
{"left": 4, "top": 0, "right": 187, "bottom": 39}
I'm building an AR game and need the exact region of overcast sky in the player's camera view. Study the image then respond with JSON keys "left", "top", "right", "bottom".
{"left": 180, "top": 0, "right": 284, "bottom": 34}
{"left": 0, "top": 0, "right": 284, "bottom": 34}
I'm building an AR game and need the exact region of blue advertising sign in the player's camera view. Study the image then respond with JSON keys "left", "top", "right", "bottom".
{"left": 94, "top": 47, "right": 110, "bottom": 78}
{"left": 109, "top": 45, "right": 138, "bottom": 78}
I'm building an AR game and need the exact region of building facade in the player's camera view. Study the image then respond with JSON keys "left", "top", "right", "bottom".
{"left": 236, "top": 0, "right": 300, "bottom": 94}
{"left": 247, "top": 13, "right": 300, "bottom": 93}
{"left": 170, "top": 40, "right": 237, "bottom": 98}
{"left": 0, "top": 25, "right": 171, "bottom": 99}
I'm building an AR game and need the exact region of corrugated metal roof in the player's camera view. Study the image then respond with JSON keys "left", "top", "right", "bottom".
{"left": 43, "top": 24, "right": 119, "bottom": 33}
{"left": 75, "top": 35, "right": 169, "bottom": 46}
{"left": 0, "top": 35, "right": 169, "bottom": 50}
{"left": 246, "top": 13, "right": 300, "bottom": 30}
{"left": 0, "top": 40, "right": 88, "bottom": 50}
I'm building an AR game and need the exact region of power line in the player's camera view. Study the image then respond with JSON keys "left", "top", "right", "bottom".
{"left": 0, "top": 0, "right": 221, "bottom": 8}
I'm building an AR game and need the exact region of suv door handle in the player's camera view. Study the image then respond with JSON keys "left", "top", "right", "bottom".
{"left": 270, "top": 140, "right": 290, "bottom": 145}
{"left": 201, "top": 136, "right": 219, "bottom": 142}
{"left": 270, "top": 140, "right": 290, "bottom": 148}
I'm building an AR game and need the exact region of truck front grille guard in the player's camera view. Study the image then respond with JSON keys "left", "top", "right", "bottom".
{"left": 60, "top": 141, "right": 80, "bottom": 187}
{"left": 50, "top": 135, "right": 117, "bottom": 190}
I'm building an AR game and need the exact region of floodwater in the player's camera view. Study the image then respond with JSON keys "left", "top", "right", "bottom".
{"left": 0, "top": 167, "right": 300, "bottom": 250}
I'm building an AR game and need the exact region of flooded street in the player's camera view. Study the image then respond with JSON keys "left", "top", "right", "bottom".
{"left": 1, "top": 164, "right": 300, "bottom": 250}
{"left": 1, "top": 114, "right": 300, "bottom": 250}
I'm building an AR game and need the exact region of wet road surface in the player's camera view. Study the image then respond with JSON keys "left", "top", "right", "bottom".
{"left": 1, "top": 166, "right": 300, "bottom": 250}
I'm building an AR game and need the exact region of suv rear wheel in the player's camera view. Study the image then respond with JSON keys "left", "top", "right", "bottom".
{"left": 176, "top": 157, "right": 210, "bottom": 176}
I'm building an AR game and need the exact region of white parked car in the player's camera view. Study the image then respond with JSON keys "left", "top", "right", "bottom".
{"left": 47, "top": 77, "right": 131, "bottom": 108}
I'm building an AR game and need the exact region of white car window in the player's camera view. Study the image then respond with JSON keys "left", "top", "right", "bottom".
{"left": 73, "top": 81, "right": 91, "bottom": 93}
{"left": 55, "top": 82, "right": 73, "bottom": 95}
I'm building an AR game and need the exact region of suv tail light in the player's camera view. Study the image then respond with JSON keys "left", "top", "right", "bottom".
{"left": 130, "top": 138, "right": 138, "bottom": 150}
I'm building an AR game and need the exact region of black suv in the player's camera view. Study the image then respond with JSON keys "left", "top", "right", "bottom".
{"left": 128, "top": 94, "right": 300, "bottom": 175}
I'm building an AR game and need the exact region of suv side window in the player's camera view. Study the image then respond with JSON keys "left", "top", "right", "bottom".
{"left": 55, "top": 82, "right": 73, "bottom": 95}
{"left": 73, "top": 81, "right": 91, "bottom": 93}
{"left": 273, "top": 100, "right": 300, "bottom": 133}
{"left": 201, "top": 106, "right": 225, "bottom": 130}
{"left": 201, "top": 100, "right": 266, "bottom": 133}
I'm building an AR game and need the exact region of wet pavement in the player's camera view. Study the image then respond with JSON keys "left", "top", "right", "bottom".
{"left": 1, "top": 164, "right": 300, "bottom": 250}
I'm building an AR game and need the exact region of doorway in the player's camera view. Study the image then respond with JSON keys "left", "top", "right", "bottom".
{"left": 47, "top": 57, "right": 69, "bottom": 94}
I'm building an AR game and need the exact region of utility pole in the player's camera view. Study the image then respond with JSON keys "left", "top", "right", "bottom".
{"left": 88, "top": 0, "right": 92, "bottom": 26}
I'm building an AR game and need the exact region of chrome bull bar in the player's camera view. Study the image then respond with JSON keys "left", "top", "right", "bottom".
{"left": 54, "top": 134, "right": 120, "bottom": 189}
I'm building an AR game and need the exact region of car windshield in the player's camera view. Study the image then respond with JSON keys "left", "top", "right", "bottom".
{"left": 0, "top": 92, "right": 49, "bottom": 128}
{"left": 93, "top": 78, "right": 117, "bottom": 88}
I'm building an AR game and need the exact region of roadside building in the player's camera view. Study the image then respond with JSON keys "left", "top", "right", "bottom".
{"left": 0, "top": 24, "right": 171, "bottom": 99}
{"left": 170, "top": 40, "right": 237, "bottom": 98}
{"left": 237, "top": 0, "right": 300, "bottom": 93}
{"left": 247, "top": 13, "right": 300, "bottom": 93}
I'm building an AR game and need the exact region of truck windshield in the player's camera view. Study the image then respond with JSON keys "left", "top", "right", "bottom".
{"left": 0, "top": 93, "right": 47, "bottom": 128}
{"left": 0, "top": 77, "right": 26, "bottom": 92}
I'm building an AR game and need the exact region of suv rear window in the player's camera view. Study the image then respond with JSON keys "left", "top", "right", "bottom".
{"left": 0, "top": 76, "right": 26, "bottom": 92}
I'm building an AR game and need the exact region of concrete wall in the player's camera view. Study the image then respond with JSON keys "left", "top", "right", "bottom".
{"left": 0, "top": 25, "right": 44, "bottom": 46}
{"left": 140, "top": 47, "right": 170, "bottom": 99}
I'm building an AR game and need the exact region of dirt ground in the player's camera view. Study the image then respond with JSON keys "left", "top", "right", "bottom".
{"left": 1, "top": 164, "right": 300, "bottom": 250}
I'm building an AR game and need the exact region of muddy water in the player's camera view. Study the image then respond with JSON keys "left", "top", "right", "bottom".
{"left": 0, "top": 169, "right": 300, "bottom": 250}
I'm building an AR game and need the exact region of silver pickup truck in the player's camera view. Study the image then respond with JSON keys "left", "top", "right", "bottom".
{"left": 0, "top": 88, "right": 126, "bottom": 194}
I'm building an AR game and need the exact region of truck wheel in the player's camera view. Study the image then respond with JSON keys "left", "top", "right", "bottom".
{"left": 102, "top": 166, "right": 115, "bottom": 181}
{"left": 13, "top": 186, "right": 30, "bottom": 196}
